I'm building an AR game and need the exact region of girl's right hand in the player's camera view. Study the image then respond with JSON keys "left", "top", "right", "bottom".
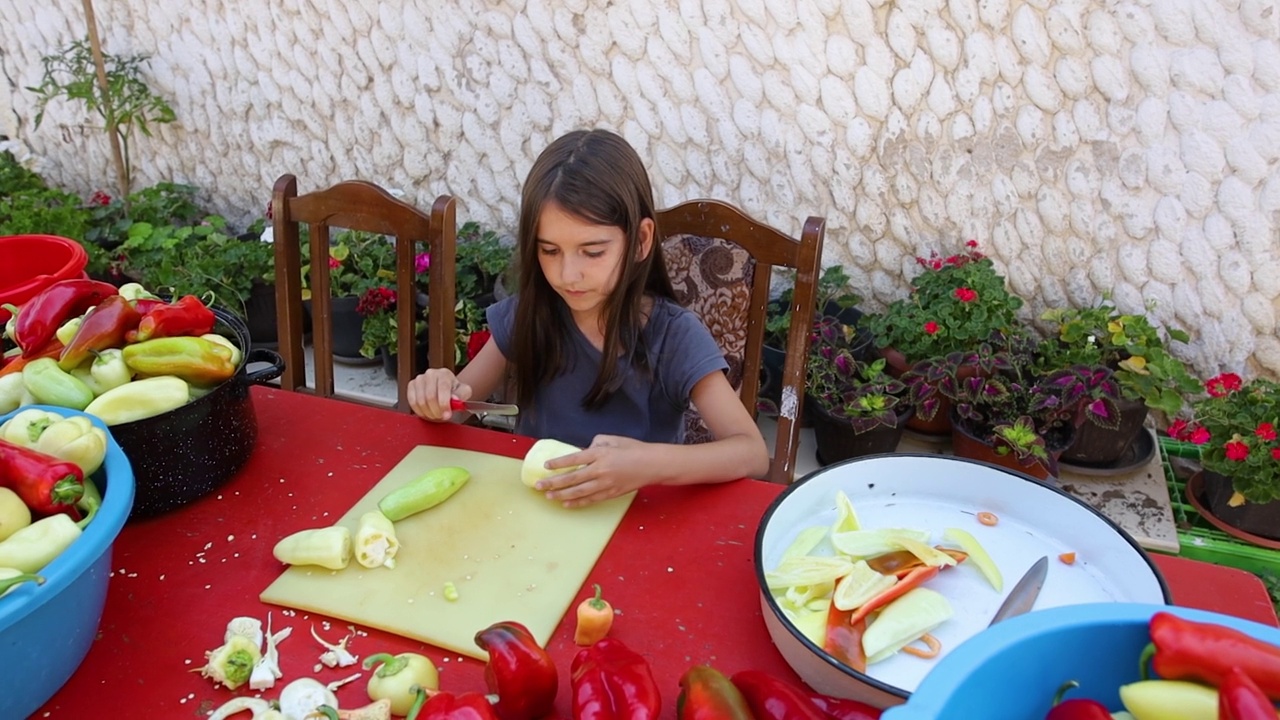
{"left": 407, "top": 368, "right": 471, "bottom": 422}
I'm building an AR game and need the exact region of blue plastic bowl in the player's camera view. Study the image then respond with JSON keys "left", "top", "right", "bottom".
{"left": 881, "top": 602, "right": 1280, "bottom": 720}
{"left": 0, "top": 406, "right": 135, "bottom": 718}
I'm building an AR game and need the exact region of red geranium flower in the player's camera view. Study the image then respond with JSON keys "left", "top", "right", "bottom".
{"left": 1256, "top": 422, "right": 1277, "bottom": 442}
{"left": 923, "top": 321, "right": 940, "bottom": 335}
{"left": 1206, "top": 373, "right": 1243, "bottom": 397}
{"left": 953, "top": 287, "right": 978, "bottom": 303}
{"left": 944, "top": 255, "right": 960, "bottom": 265}
{"left": 965, "top": 239, "right": 978, "bottom": 248}
{"left": 89, "top": 190, "right": 112, "bottom": 206}
{"left": 1187, "top": 426, "right": 1211, "bottom": 445}
{"left": 1273, "top": 447, "right": 1280, "bottom": 461}
{"left": 1225, "top": 440, "right": 1250, "bottom": 461}
{"left": 466, "top": 329, "right": 491, "bottom": 361}
{"left": 328, "top": 257, "right": 342, "bottom": 269}
{"left": 1168, "top": 418, "right": 1189, "bottom": 440}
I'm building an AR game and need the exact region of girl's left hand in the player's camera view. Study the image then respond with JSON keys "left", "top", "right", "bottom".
{"left": 536, "top": 435, "right": 651, "bottom": 508}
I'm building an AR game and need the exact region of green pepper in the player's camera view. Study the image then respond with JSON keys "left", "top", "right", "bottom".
{"left": 122, "top": 336, "right": 237, "bottom": 387}
{"left": 0, "top": 513, "right": 82, "bottom": 573}
{"left": 378, "top": 466, "right": 471, "bottom": 521}
{"left": 201, "top": 333, "right": 243, "bottom": 368}
{"left": 84, "top": 375, "right": 190, "bottom": 426}
{"left": 22, "top": 357, "right": 94, "bottom": 410}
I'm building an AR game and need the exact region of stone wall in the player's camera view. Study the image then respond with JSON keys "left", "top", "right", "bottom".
{"left": 2, "top": 0, "right": 1278, "bottom": 378}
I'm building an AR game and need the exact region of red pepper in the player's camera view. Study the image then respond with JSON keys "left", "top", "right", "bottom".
{"left": 0, "top": 438, "right": 85, "bottom": 516}
{"left": 474, "top": 621, "right": 558, "bottom": 720}
{"left": 407, "top": 691, "right": 501, "bottom": 720}
{"left": 0, "top": 340, "right": 63, "bottom": 378}
{"left": 730, "top": 670, "right": 829, "bottom": 720}
{"left": 127, "top": 294, "right": 216, "bottom": 342}
{"left": 13, "top": 279, "right": 118, "bottom": 355}
{"left": 805, "top": 694, "right": 882, "bottom": 720}
{"left": 847, "top": 565, "right": 940, "bottom": 626}
{"left": 131, "top": 297, "right": 166, "bottom": 315}
{"left": 57, "top": 294, "right": 142, "bottom": 370}
{"left": 1044, "top": 681, "right": 1111, "bottom": 720}
{"left": 677, "top": 665, "right": 754, "bottom": 720}
{"left": 1220, "top": 667, "right": 1276, "bottom": 720}
{"left": 572, "top": 637, "right": 661, "bottom": 720}
{"left": 1142, "top": 611, "right": 1280, "bottom": 699}
{"left": 823, "top": 603, "right": 868, "bottom": 674}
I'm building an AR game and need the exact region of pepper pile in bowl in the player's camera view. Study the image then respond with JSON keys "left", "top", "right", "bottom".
{"left": 0, "top": 279, "right": 238, "bottom": 422}
{"left": 0, "top": 404, "right": 135, "bottom": 716}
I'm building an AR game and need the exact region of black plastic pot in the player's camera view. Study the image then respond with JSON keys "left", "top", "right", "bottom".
{"left": 1060, "top": 397, "right": 1149, "bottom": 466}
{"left": 329, "top": 295, "right": 367, "bottom": 361}
{"left": 110, "top": 308, "right": 284, "bottom": 519}
{"left": 380, "top": 340, "right": 429, "bottom": 380}
{"left": 1197, "top": 470, "right": 1280, "bottom": 542}
{"left": 810, "top": 397, "right": 912, "bottom": 466}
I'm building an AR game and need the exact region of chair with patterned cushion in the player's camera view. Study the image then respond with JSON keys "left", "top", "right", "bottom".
{"left": 658, "top": 199, "right": 825, "bottom": 485}
{"left": 272, "top": 175, "right": 457, "bottom": 412}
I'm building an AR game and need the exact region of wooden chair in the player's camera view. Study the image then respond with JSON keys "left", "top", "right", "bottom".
{"left": 272, "top": 175, "right": 457, "bottom": 412}
{"left": 657, "top": 199, "right": 825, "bottom": 485}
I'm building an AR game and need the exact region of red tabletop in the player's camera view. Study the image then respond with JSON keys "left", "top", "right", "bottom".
{"left": 36, "top": 387, "right": 1278, "bottom": 717}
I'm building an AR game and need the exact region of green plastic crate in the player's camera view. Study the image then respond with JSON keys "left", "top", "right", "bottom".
{"left": 1157, "top": 436, "right": 1280, "bottom": 576}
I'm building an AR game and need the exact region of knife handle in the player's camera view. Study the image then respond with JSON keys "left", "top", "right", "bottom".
{"left": 450, "top": 398, "right": 466, "bottom": 411}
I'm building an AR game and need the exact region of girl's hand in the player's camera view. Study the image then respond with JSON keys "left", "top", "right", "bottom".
{"left": 407, "top": 368, "right": 471, "bottom": 421}
{"left": 536, "top": 434, "right": 652, "bottom": 508}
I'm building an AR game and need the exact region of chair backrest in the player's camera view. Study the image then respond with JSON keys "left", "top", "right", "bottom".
{"left": 272, "top": 174, "right": 457, "bottom": 411}
{"left": 657, "top": 199, "right": 825, "bottom": 485}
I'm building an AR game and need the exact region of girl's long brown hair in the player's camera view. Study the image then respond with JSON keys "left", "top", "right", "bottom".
{"left": 512, "top": 129, "right": 675, "bottom": 411}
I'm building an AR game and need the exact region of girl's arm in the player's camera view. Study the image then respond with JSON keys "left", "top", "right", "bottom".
{"left": 536, "top": 371, "right": 771, "bottom": 507}
{"left": 406, "top": 336, "right": 508, "bottom": 421}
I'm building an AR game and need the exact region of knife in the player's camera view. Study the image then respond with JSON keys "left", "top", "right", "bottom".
{"left": 988, "top": 555, "right": 1049, "bottom": 626}
{"left": 450, "top": 398, "right": 520, "bottom": 416}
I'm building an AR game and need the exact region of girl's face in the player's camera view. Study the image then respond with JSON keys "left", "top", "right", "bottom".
{"left": 534, "top": 201, "right": 653, "bottom": 320}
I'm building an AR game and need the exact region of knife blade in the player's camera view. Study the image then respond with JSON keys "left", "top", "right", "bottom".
{"left": 450, "top": 398, "right": 520, "bottom": 416}
{"left": 988, "top": 555, "right": 1049, "bottom": 626}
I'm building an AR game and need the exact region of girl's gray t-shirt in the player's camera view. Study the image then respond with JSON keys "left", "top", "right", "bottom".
{"left": 486, "top": 295, "right": 728, "bottom": 448}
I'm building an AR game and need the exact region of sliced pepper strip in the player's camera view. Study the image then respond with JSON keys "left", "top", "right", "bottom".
{"left": 822, "top": 602, "right": 868, "bottom": 674}
{"left": 847, "top": 565, "right": 940, "bottom": 627}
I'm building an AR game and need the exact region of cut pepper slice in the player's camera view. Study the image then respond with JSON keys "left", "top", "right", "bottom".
{"left": 942, "top": 527, "right": 1003, "bottom": 591}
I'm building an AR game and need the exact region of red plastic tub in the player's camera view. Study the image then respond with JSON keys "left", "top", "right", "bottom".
{"left": 0, "top": 235, "right": 89, "bottom": 321}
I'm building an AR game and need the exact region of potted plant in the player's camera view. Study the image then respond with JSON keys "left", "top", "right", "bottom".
{"left": 761, "top": 265, "right": 865, "bottom": 407}
{"left": 1168, "top": 373, "right": 1280, "bottom": 542}
{"left": 1038, "top": 300, "right": 1200, "bottom": 466}
{"left": 905, "top": 335, "right": 1122, "bottom": 480}
{"left": 304, "top": 229, "right": 398, "bottom": 361}
{"left": 862, "top": 240, "right": 1025, "bottom": 435}
{"left": 864, "top": 240, "right": 1024, "bottom": 366}
{"left": 357, "top": 285, "right": 429, "bottom": 378}
{"left": 804, "top": 316, "right": 910, "bottom": 465}
{"left": 455, "top": 221, "right": 515, "bottom": 306}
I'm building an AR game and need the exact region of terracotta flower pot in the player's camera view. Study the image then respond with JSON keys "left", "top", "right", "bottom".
{"left": 950, "top": 419, "right": 1068, "bottom": 482}
{"left": 809, "top": 397, "right": 913, "bottom": 466}
{"left": 1060, "top": 397, "right": 1149, "bottom": 467}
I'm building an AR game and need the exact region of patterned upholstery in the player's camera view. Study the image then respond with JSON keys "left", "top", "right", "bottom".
{"left": 662, "top": 233, "right": 756, "bottom": 444}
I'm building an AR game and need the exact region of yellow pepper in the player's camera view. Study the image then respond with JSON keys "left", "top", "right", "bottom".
{"left": 0, "top": 513, "right": 82, "bottom": 573}
{"left": 273, "top": 526, "right": 352, "bottom": 570}
{"left": 84, "top": 375, "right": 190, "bottom": 425}
{"left": 363, "top": 652, "right": 439, "bottom": 716}
{"left": 354, "top": 511, "right": 400, "bottom": 569}
{"left": 0, "top": 409, "right": 107, "bottom": 476}
{"left": 1119, "top": 680, "right": 1217, "bottom": 720}
{"left": 122, "top": 336, "right": 236, "bottom": 387}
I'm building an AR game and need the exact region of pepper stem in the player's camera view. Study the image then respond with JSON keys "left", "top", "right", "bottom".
{"left": 0, "top": 573, "right": 46, "bottom": 595}
{"left": 405, "top": 685, "right": 429, "bottom": 720}
{"left": 1138, "top": 642, "right": 1156, "bottom": 681}
{"left": 1051, "top": 680, "right": 1080, "bottom": 706}
{"left": 589, "top": 583, "right": 607, "bottom": 610}
{"left": 76, "top": 477, "right": 102, "bottom": 530}
{"left": 51, "top": 474, "right": 86, "bottom": 507}
{"left": 315, "top": 705, "right": 340, "bottom": 720}
{"left": 362, "top": 651, "right": 406, "bottom": 677}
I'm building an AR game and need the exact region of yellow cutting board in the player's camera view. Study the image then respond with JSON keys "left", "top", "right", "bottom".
{"left": 260, "top": 445, "right": 633, "bottom": 659}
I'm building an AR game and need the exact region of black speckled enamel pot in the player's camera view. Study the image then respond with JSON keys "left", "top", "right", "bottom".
{"left": 110, "top": 308, "right": 283, "bottom": 519}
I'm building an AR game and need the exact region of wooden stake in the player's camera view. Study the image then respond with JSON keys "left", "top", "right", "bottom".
{"left": 81, "top": 0, "right": 131, "bottom": 208}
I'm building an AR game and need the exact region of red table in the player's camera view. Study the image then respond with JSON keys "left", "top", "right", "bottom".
{"left": 37, "top": 387, "right": 1278, "bottom": 717}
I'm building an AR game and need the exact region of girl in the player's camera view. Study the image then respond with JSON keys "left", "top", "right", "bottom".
{"left": 407, "top": 129, "right": 769, "bottom": 507}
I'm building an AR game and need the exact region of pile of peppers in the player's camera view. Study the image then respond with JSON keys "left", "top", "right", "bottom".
{"left": 1, "top": 279, "right": 232, "bottom": 424}
{"left": 1043, "top": 611, "right": 1280, "bottom": 719}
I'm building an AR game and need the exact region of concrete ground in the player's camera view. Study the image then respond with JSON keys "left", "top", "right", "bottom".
{"left": 306, "top": 347, "right": 823, "bottom": 480}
